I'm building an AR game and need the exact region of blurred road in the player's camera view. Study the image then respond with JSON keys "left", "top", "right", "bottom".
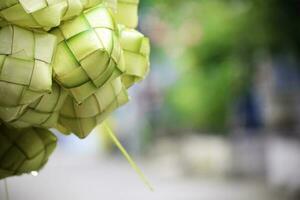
{"left": 0, "top": 146, "right": 287, "bottom": 200}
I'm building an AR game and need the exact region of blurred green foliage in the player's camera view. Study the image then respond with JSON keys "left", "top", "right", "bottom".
{"left": 140, "top": 0, "right": 300, "bottom": 132}
{"left": 167, "top": 62, "right": 245, "bottom": 132}
{"left": 142, "top": 0, "right": 300, "bottom": 57}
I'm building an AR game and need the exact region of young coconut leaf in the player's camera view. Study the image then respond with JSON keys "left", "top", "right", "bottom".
{"left": 0, "top": 124, "right": 57, "bottom": 179}
{"left": 51, "top": 4, "right": 125, "bottom": 103}
{"left": 101, "top": 122, "right": 154, "bottom": 191}
{"left": 0, "top": 25, "right": 56, "bottom": 122}
{"left": 114, "top": 0, "right": 139, "bottom": 28}
{"left": 7, "top": 83, "right": 68, "bottom": 129}
{"left": 58, "top": 77, "right": 129, "bottom": 138}
{"left": 0, "top": 0, "right": 111, "bottom": 30}
{"left": 119, "top": 26, "right": 150, "bottom": 88}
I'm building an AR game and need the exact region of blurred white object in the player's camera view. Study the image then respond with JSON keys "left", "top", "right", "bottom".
{"left": 180, "top": 134, "right": 232, "bottom": 177}
{"left": 231, "top": 132, "right": 266, "bottom": 177}
{"left": 149, "top": 134, "right": 232, "bottom": 178}
{"left": 266, "top": 136, "right": 300, "bottom": 192}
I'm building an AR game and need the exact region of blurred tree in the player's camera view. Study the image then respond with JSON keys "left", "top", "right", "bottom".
{"left": 140, "top": 0, "right": 300, "bottom": 132}
{"left": 167, "top": 62, "right": 245, "bottom": 132}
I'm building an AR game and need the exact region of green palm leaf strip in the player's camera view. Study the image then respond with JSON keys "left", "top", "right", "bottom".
{"left": 114, "top": 0, "right": 139, "bottom": 28}
{"left": 119, "top": 26, "right": 150, "bottom": 88}
{"left": 4, "top": 179, "right": 10, "bottom": 200}
{"left": 102, "top": 121, "right": 154, "bottom": 191}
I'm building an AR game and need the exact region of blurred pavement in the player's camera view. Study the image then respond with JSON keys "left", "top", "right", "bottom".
{"left": 0, "top": 141, "right": 288, "bottom": 200}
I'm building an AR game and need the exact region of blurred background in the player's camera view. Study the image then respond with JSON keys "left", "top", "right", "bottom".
{"left": 1, "top": 0, "right": 300, "bottom": 199}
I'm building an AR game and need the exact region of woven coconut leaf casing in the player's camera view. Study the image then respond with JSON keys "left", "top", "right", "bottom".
{"left": 114, "top": 0, "right": 139, "bottom": 28}
{"left": 51, "top": 4, "right": 125, "bottom": 103}
{"left": 0, "top": 124, "right": 57, "bottom": 179}
{"left": 59, "top": 77, "right": 129, "bottom": 138}
{"left": 0, "top": 0, "right": 111, "bottom": 30}
{"left": 0, "top": 25, "right": 56, "bottom": 122}
{"left": 7, "top": 83, "right": 68, "bottom": 129}
{"left": 119, "top": 26, "right": 150, "bottom": 88}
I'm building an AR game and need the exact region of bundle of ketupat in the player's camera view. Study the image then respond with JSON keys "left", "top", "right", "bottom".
{"left": 0, "top": 0, "right": 150, "bottom": 179}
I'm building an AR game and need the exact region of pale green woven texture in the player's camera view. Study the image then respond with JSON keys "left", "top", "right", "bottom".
{"left": 59, "top": 77, "right": 128, "bottom": 138}
{"left": 51, "top": 5, "right": 125, "bottom": 103}
{"left": 0, "top": 25, "right": 56, "bottom": 122}
{"left": 0, "top": 124, "right": 57, "bottom": 179}
{"left": 0, "top": 0, "right": 108, "bottom": 29}
{"left": 114, "top": 0, "right": 139, "bottom": 28}
{"left": 119, "top": 26, "right": 150, "bottom": 88}
{"left": 7, "top": 83, "right": 68, "bottom": 129}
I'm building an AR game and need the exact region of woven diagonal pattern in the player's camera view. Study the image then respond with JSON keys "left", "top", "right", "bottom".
{"left": 0, "top": 125, "right": 57, "bottom": 179}
{"left": 7, "top": 83, "right": 68, "bottom": 128}
{"left": 0, "top": 0, "right": 107, "bottom": 29}
{"left": 0, "top": 25, "right": 56, "bottom": 122}
{"left": 59, "top": 77, "right": 129, "bottom": 138}
{"left": 51, "top": 5, "right": 125, "bottom": 103}
{"left": 114, "top": 0, "right": 139, "bottom": 28}
{"left": 119, "top": 26, "right": 150, "bottom": 88}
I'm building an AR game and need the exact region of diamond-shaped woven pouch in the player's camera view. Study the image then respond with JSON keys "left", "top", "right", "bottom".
{"left": 58, "top": 77, "right": 129, "bottom": 138}
{"left": 51, "top": 4, "right": 125, "bottom": 103}
{"left": 0, "top": 124, "right": 57, "bottom": 179}
{"left": 0, "top": 0, "right": 109, "bottom": 30}
{"left": 0, "top": 25, "right": 56, "bottom": 122}
{"left": 119, "top": 26, "right": 150, "bottom": 88}
{"left": 7, "top": 83, "right": 68, "bottom": 129}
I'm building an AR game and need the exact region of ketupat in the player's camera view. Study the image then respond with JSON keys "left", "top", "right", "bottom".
{"left": 0, "top": 124, "right": 57, "bottom": 179}
{"left": 0, "top": 0, "right": 114, "bottom": 30}
{"left": 0, "top": 0, "right": 150, "bottom": 180}
{"left": 0, "top": 25, "right": 56, "bottom": 122}
{"left": 51, "top": 4, "right": 125, "bottom": 103}
{"left": 7, "top": 83, "right": 68, "bottom": 129}
{"left": 58, "top": 77, "right": 129, "bottom": 138}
